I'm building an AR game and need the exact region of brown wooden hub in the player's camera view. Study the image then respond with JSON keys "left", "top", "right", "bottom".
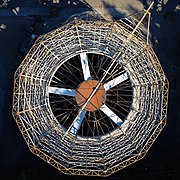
{"left": 75, "top": 80, "right": 106, "bottom": 111}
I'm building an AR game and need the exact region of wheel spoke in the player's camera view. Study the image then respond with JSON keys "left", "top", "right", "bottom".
{"left": 100, "top": 104, "right": 123, "bottom": 126}
{"left": 80, "top": 52, "right": 91, "bottom": 80}
{"left": 48, "top": 86, "right": 76, "bottom": 97}
{"left": 70, "top": 109, "right": 87, "bottom": 135}
{"left": 103, "top": 72, "right": 128, "bottom": 91}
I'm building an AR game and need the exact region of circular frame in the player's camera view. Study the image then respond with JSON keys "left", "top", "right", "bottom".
{"left": 12, "top": 14, "right": 168, "bottom": 176}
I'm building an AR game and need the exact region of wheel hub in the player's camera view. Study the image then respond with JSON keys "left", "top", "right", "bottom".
{"left": 75, "top": 80, "right": 106, "bottom": 111}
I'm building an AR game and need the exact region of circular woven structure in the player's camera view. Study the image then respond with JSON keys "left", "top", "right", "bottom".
{"left": 12, "top": 12, "right": 168, "bottom": 176}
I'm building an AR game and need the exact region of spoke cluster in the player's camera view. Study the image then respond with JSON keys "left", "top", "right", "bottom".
{"left": 12, "top": 12, "right": 168, "bottom": 176}
{"left": 49, "top": 53, "right": 132, "bottom": 137}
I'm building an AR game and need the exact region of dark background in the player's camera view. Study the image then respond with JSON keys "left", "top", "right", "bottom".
{"left": 0, "top": 0, "right": 179, "bottom": 179}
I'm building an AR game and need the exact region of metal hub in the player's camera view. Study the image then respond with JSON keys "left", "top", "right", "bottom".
{"left": 75, "top": 80, "right": 106, "bottom": 111}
